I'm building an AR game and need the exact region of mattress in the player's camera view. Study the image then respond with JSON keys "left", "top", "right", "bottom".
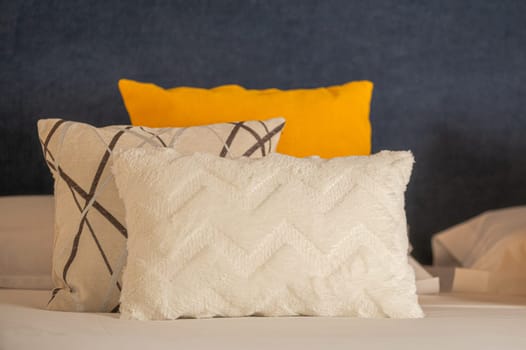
{"left": 1, "top": 289, "right": 526, "bottom": 350}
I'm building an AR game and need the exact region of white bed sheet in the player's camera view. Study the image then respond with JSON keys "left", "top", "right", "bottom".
{"left": 1, "top": 289, "right": 526, "bottom": 350}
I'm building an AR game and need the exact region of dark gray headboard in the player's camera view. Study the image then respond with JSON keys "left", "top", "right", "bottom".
{"left": 2, "top": 0, "right": 526, "bottom": 263}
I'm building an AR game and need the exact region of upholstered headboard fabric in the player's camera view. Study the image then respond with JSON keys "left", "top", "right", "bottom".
{"left": 1, "top": 0, "right": 525, "bottom": 262}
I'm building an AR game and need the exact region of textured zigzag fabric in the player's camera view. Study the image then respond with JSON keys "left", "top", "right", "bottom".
{"left": 113, "top": 149, "right": 423, "bottom": 319}
{"left": 37, "top": 118, "right": 285, "bottom": 312}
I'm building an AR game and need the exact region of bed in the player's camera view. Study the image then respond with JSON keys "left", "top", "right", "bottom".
{"left": 2, "top": 1, "right": 526, "bottom": 348}
{"left": 1, "top": 289, "right": 526, "bottom": 350}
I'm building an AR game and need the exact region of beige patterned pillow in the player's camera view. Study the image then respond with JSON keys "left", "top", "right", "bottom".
{"left": 113, "top": 149, "right": 423, "bottom": 320}
{"left": 37, "top": 118, "right": 285, "bottom": 312}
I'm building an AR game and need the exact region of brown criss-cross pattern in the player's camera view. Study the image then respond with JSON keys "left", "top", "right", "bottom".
{"left": 41, "top": 136, "right": 128, "bottom": 303}
{"left": 41, "top": 119, "right": 66, "bottom": 165}
{"left": 257, "top": 120, "right": 272, "bottom": 154}
{"left": 243, "top": 122, "right": 285, "bottom": 157}
{"left": 139, "top": 126, "right": 168, "bottom": 147}
{"left": 61, "top": 128, "right": 129, "bottom": 287}
{"left": 220, "top": 122, "right": 244, "bottom": 157}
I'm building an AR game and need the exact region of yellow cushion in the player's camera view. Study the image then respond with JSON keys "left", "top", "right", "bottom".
{"left": 119, "top": 79, "right": 373, "bottom": 157}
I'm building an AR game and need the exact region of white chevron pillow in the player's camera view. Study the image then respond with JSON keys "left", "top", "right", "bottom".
{"left": 112, "top": 149, "right": 424, "bottom": 320}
